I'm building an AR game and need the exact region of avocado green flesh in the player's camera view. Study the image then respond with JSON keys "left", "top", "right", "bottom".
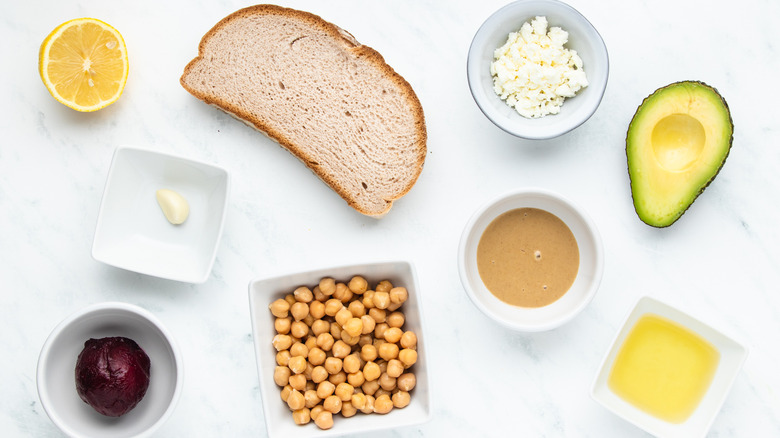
{"left": 626, "top": 81, "right": 733, "bottom": 227}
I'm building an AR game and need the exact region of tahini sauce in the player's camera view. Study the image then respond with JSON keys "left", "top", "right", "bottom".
{"left": 476, "top": 208, "right": 579, "bottom": 307}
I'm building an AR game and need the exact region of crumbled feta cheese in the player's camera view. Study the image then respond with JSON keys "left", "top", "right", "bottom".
{"left": 490, "top": 16, "right": 588, "bottom": 119}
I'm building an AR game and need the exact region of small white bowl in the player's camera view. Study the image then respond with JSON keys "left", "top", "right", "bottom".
{"left": 591, "top": 296, "right": 748, "bottom": 438}
{"left": 248, "top": 261, "right": 431, "bottom": 438}
{"left": 458, "top": 188, "right": 603, "bottom": 331}
{"left": 467, "top": 0, "right": 609, "bottom": 139}
{"left": 37, "top": 302, "right": 183, "bottom": 438}
{"left": 92, "top": 146, "right": 230, "bottom": 283}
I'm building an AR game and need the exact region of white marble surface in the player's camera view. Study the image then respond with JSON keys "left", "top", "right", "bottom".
{"left": 2, "top": 0, "right": 779, "bottom": 436}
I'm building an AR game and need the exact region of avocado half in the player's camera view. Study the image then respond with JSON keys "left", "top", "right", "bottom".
{"left": 626, "top": 81, "right": 733, "bottom": 227}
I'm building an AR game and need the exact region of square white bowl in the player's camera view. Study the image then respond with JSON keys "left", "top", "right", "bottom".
{"left": 92, "top": 146, "right": 230, "bottom": 283}
{"left": 248, "top": 261, "right": 431, "bottom": 438}
{"left": 591, "top": 296, "right": 748, "bottom": 437}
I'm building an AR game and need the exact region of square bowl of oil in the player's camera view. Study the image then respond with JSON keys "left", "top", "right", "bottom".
{"left": 591, "top": 296, "right": 748, "bottom": 437}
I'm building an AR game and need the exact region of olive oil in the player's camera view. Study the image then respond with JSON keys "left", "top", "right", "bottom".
{"left": 608, "top": 314, "right": 720, "bottom": 423}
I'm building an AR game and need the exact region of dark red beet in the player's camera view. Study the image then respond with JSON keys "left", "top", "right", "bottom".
{"left": 75, "top": 337, "right": 151, "bottom": 417}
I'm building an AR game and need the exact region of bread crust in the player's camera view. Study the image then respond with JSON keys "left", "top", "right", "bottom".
{"left": 181, "top": 4, "right": 426, "bottom": 217}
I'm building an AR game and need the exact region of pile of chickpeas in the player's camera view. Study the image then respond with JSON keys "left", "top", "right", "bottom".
{"left": 268, "top": 275, "right": 418, "bottom": 430}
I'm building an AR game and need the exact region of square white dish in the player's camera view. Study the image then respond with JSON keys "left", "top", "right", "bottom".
{"left": 92, "top": 146, "right": 230, "bottom": 283}
{"left": 248, "top": 261, "right": 431, "bottom": 438}
{"left": 591, "top": 296, "right": 748, "bottom": 437}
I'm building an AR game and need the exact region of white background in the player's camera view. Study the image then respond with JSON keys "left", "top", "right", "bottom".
{"left": 2, "top": 0, "right": 779, "bottom": 436}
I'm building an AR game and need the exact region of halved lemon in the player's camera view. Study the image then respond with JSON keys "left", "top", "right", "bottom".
{"left": 39, "top": 18, "right": 128, "bottom": 112}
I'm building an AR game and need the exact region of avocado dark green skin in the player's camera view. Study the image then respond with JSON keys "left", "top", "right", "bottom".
{"left": 626, "top": 80, "right": 734, "bottom": 228}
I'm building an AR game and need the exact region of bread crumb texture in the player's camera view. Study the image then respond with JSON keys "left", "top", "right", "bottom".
{"left": 181, "top": 5, "right": 426, "bottom": 217}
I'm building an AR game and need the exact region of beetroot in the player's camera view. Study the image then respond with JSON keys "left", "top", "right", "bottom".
{"left": 75, "top": 337, "right": 151, "bottom": 417}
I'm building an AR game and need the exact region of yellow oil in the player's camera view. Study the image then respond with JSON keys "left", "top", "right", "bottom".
{"left": 608, "top": 314, "right": 720, "bottom": 423}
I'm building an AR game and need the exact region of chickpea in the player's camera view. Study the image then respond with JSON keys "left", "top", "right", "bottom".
{"left": 383, "top": 327, "right": 403, "bottom": 344}
{"left": 316, "top": 333, "right": 335, "bottom": 351}
{"left": 343, "top": 353, "right": 361, "bottom": 374}
{"left": 330, "top": 323, "right": 343, "bottom": 340}
{"left": 347, "top": 370, "right": 365, "bottom": 387}
{"left": 334, "top": 307, "right": 352, "bottom": 328}
{"left": 362, "top": 379, "right": 379, "bottom": 395}
{"left": 314, "top": 411, "right": 333, "bottom": 430}
{"left": 362, "top": 290, "right": 376, "bottom": 309}
{"left": 397, "top": 373, "right": 416, "bottom": 391}
{"left": 378, "top": 342, "right": 399, "bottom": 361}
{"left": 274, "top": 366, "right": 291, "bottom": 387}
{"left": 324, "top": 298, "right": 343, "bottom": 316}
{"left": 328, "top": 371, "right": 347, "bottom": 385}
{"left": 290, "top": 321, "right": 309, "bottom": 339}
{"left": 329, "top": 340, "right": 349, "bottom": 358}
{"left": 358, "top": 334, "right": 373, "bottom": 347}
{"left": 360, "top": 344, "right": 378, "bottom": 362}
{"left": 360, "top": 394, "right": 375, "bottom": 414}
{"left": 333, "top": 282, "right": 354, "bottom": 302}
{"left": 340, "top": 330, "right": 360, "bottom": 346}
{"left": 304, "top": 389, "right": 321, "bottom": 409}
{"left": 335, "top": 382, "right": 354, "bottom": 401}
{"left": 351, "top": 392, "right": 367, "bottom": 410}
{"left": 303, "top": 314, "right": 315, "bottom": 327}
{"left": 347, "top": 300, "right": 366, "bottom": 317}
{"left": 276, "top": 350, "right": 291, "bottom": 366}
{"left": 386, "top": 311, "right": 405, "bottom": 328}
{"left": 310, "top": 404, "right": 325, "bottom": 421}
{"left": 392, "top": 390, "right": 411, "bottom": 408}
{"left": 316, "top": 381, "right": 335, "bottom": 399}
{"left": 343, "top": 318, "right": 363, "bottom": 338}
{"left": 377, "top": 359, "right": 388, "bottom": 374}
{"left": 304, "top": 336, "right": 317, "bottom": 351}
{"left": 341, "top": 400, "right": 358, "bottom": 418}
{"left": 373, "top": 394, "right": 394, "bottom": 414}
{"left": 290, "top": 342, "right": 308, "bottom": 359}
{"left": 348, "top": 276, "right": 368, "bottom": 294}
{"left": 387, "top": 301, "right": 403, "bottom": 312}
{"left": 374, "top": 388, "right": 391, "bottom": 399}
{"left": 309, "top": 300, "right": 326, "bottom": 319}
{"left": 290, "top": 302, "right": 309, "bottom": 321}
{"left": 284, "top": 294, "right": 296, "bottom": 307}
{"left": 313, "top": 285, "right": 327, "bottom": 302}
{"left": 389, "top": 287, "right": 408, "bottom": 304}
{"left": 303, "top": 362, "right": 314, "bottom": 380}
{"left": 280, "top": 385, "right": 293, "bottom": 402}
{"left": 373, "top": 291, "right": 390, "bottom": 310}
{"left": 375, "top": 280, "right": 393, "bottom": 293}
{"left": 311, "top": 366, "right": 328, "bottom": 383}
{"left": 400, "top": 331, "right": 417, "bottom": 349}
{"left": 324, "top": 357, "right": 343, "bottom": 374}
{"left": 369, "top": 308, "right": 387, "bottom": 324}
{"left": 274, "top": 317, "right": 291, "bottom": 334}
{"left": 360, "top": 315, "right": 376, "bottom": 335}
{"left": 288, "top": 356, "right": 307, "bottom": 374}
{"left": 311, "top": 319, "right": 330, "bottom": 336}
{"left": 379, "top": 372, "right": 397, "bottom": 391}
{"left": 306, "top": 380, "right": 315, "bottom": 391}
{"left": 293, "top": 286, "right": 314, "bottom": 303}
{"left": 398, "top": 348, "right": 418, "bottom": 367}
{"left": 323, "top": 395, "right": 342, "bottom": 414}
{"left": 289, "top": 373, "right": 307, "bottom": 391}
{"left": 292, "top": 407, "right": 311, "bottom": 425}
{"left": 363, "top": 361, "right": 381, "bottom": 381}
{"left": 269, "top": 298, "right": 290, "bottom": 318}
{"left": 319, "top": 277, "right": 336, "bottom": 295}
{"left": 287, "top": 389, "right": 305, "bottom": 411}
{"left": 387, "top": 359, "right": 404, "bottom": 378}
{"left": 272, "top": 334, "right": 293, "bottom": 351}
{"left": 308, "top": 347, "right": 326, "bottom": 366}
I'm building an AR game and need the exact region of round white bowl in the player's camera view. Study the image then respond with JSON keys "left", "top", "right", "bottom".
{"left": 37, "top": 302, "right": 183, "bottom": 438}
{"left": 458, "top": 188, "right": 604, "bottom": 331}
{"left": 467, "top": 0, "right": 609, "bottom": 139}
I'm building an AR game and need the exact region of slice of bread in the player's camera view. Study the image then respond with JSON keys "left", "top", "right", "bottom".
{"left": 181, "top": 4, "right": 426, "bottom": 217}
